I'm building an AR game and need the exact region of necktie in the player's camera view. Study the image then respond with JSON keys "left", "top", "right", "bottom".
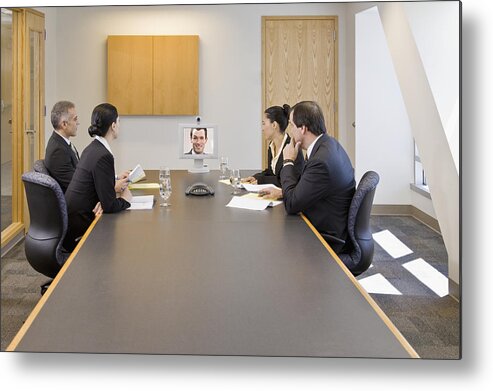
{"left": 70, "top": 142, "right": 79, "bottom": 161}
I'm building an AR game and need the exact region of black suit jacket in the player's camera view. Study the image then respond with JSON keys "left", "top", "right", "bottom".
{"left": 280, "top": 134, "right": 355, "bottom": 252}
{"left": 44, "top": 131, "right": 79, "bottom": 193}
{"left": 64, "top": 139, "right": 130, "bottom": 251}
{"left": 253, "top": 135, "right": 304, "bottom": 187}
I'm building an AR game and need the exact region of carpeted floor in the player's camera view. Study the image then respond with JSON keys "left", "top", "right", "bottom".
{"left": 359, "top": 215, "right": 460, "bottom": 359}
{"left": 1, "top": 215, "right": 460, "bottom": 358}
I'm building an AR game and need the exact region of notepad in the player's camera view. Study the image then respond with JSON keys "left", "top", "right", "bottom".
{"left": 218, "top": 179, "right": 244, "bottom": 189}
{"left": 128, "top": 195, "right": 154, "bottom": 210}
{"left": 128, "top": 183, "right": 160, "bottom": 190}
{"left": 128, "top": 164, "right": 146, "bottom": 183}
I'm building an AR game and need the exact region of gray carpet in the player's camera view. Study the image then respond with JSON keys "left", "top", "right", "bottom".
{"left": 1, "top": 215, "right": 460, "bottom": 358}
{"left": 1, "top": 239, "right": 48, "bottom": 351}
{"left": 360, "top": 215, "right": 460, "bottom": 359}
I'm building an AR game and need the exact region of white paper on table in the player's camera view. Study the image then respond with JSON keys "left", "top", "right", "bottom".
{"left": 241, "top": 183, "right": 281, "bottom": 193}
{"left": 218, "top": 179, "right": 244, "bottom": 189}
{"left": 226, "top": 196, "right": 282, "bottom": 210}
{"left": 128, "top": 195, "right": 154, "bottom": 210}
{"left": 241, "top": 192, "right": 283, "bottom": 206}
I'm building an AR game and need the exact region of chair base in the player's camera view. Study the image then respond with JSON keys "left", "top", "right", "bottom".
{"left": 40, "top": 279, "right": 53, "bottom": 295}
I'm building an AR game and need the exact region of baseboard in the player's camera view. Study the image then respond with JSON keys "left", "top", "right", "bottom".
{"left": 372, "top": 204, "right": 440, "bottom": 234}
{"left": 449, "top": 279, "right": 460, "bottom": 301}
{"left": 1, "top": 231, "right": 24, "bottom": 258}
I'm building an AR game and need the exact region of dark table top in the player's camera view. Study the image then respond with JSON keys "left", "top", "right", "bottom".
{"left": 11, "top": 170, "right": 417, "bottom": 357}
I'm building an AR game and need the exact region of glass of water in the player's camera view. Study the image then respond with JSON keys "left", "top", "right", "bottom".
{"left": 159, "top": 167, "right": 172, "bottom": 207}
{"left": 159, "top": 166, "right": 169, "bottom": 182}
{"left": 219, "top": 156, "right": 229, "bottom": 179}
{"left": 230, "top": 169, "right": 241, "bottom": 195}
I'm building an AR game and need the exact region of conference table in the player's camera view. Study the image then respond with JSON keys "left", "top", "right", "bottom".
{"left": 9, "top": 170, "right": 418, "bottom": 358}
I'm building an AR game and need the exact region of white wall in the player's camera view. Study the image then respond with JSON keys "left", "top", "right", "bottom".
{"left": 355, "top": 6, "right": 414, "bottom": 206}
{"left": 40, "top": 3, "right": 347, "bottom": 174}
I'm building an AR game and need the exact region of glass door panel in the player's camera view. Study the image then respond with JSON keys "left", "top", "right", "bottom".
{"left": 1, "top": 9, "right": 13, "bottom": 232}
{"left": 24, "top": 13, "right": 43, "bottom": 173}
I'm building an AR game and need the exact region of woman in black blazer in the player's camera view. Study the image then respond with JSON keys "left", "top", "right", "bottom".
{"left": 244, "top": 104, "right": 304, "bottom": 187}
{"left": 63, "top": 103, "right": 132, "bottom": 252}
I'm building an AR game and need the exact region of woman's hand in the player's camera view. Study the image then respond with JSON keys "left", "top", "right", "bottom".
{"left": 119, "top": 187, "right": 133, "bottom": 203}
{"left": 115, "top": 177, "right": 130, "bottom": 194}
{"left": 118, "top": 170, "right": 130, "bottom": 181}
{"left": 242, "top": 176, "right": 258, "bottom": 185}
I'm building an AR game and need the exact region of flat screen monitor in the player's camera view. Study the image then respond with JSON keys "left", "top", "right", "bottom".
{"left": 179, "top": 124, "right": 218, "bottom": 173}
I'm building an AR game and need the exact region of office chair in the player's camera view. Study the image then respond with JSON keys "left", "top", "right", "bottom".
{"left": 33, "top": 159, "right": 50, "bottom": 175}
{"left": 324, "top": 171, "right": 380, "bottom": 276}
{"left": 22, "top": 171, "right": 71, "bottom": 294}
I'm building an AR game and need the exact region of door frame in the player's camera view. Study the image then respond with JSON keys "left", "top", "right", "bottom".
{"left": 1, "top": 8, "right": 45, "bottom": 250}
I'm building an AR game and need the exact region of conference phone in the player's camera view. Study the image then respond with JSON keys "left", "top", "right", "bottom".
{"left": 185, "top": 182, "right": 215, "bottom": 196}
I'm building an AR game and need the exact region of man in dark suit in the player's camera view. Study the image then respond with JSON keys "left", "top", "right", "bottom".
{"left": 44, "top": 101, "right": 80, "bottom": 193}
{"left": 260, "top": 101, "right": 355, "bottom": 254}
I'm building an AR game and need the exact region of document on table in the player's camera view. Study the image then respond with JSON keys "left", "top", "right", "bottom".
{"left": 128, "top": 182, "right": 160, "bottom": 190}
{"left": 241, "top": 192, "right": 282, "bottom": 205}
{"left": 241, "top": 183, "right": 281, "bottom": 193}
{"left": 218, "top": 179, "right": 244, "bottom": 189}
{"left": 226, "top": 195, "right": 282, "bottom": 211}
{"left": 128, "top": 195, "right": 154, "bottom": 210}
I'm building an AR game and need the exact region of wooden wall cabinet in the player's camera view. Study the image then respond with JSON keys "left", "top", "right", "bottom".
{"left": 107, "top": 35, "right": 199, "bottom": 116}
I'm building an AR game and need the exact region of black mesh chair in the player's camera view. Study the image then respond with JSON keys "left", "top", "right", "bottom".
{"left": 324, "top": 171, "right": 380, "bottom": 276}
{"left": 33, "top": 159, "right": 50, "bottom": 175}
{"left": 22, "top": 171, "right": 71, "bottom": 294}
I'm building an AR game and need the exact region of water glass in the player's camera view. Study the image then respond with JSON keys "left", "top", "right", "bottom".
{"left": 219, "top": 156, "right": 229, "bottom": 180}
{"left": 230, "top": 169, "right": 241, "bottom": 195}
{"left": 159, "top": 166, "right": 170, "bottom": 182}
{"left": 159, "top": 166, "right": 171, "bottom": 207}
{"left": 159, "top": 177, "right": 172, "bottom": 207}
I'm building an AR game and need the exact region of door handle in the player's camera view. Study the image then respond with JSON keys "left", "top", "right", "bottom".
{"left": 25, "top": 129, "right": 36, "bottom": 134}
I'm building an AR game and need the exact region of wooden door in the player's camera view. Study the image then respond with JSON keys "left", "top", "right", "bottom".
{"left": 1, "top": 8, "right": 45, "bottom": 250}
{"left": 262, "top": 16, "right": 338, "bottom": 166}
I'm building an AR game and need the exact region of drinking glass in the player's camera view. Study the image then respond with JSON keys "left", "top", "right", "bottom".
{"left": 230, "top": 169, "right": 241, "bottom": 195}
{"left": 159, "top": 167, "right": 172, "bottom": 207}
{"left": 159, "top": 177, "right": 172, "bottom": 207}
{"left": 159, "top": 166, "right": 170, "bottom": 182}
{"left": 219, "top": 156, "right": 229, "bottom": 179}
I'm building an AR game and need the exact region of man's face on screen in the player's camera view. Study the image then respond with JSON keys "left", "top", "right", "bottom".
{"left": 191, "top": 128, "right": 207, "bottom": 154}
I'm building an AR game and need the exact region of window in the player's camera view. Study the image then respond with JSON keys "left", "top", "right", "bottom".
{"left": 412, "top": 141, "right": 431, "bottom": 199}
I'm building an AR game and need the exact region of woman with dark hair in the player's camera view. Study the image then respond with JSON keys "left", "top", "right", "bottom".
{"left": 243, "top": 104, "right": 304, "bottom": 187}
{"left": 64, "top": 103, "right": 132, "bottom": 252}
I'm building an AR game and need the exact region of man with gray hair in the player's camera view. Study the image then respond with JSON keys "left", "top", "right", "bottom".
{"left": 45, "top": 100, "right": 80, "bottom": 192}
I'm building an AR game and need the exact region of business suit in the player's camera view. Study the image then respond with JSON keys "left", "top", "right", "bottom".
{"left": 280, "top": 133, "right": 355, "bottom": 253}
{"left": 253, "top": 134, "right": 304, "bottom": 187}
{"left": 44, "top": 131, "right": 79, "bottom": 192}
{"left": 64, "top": 139, "right": 130, "bottom": 252}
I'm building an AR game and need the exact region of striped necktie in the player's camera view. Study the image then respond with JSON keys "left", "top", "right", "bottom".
{"left": 70, "top": 142, "right": 79, "bottom": 161}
